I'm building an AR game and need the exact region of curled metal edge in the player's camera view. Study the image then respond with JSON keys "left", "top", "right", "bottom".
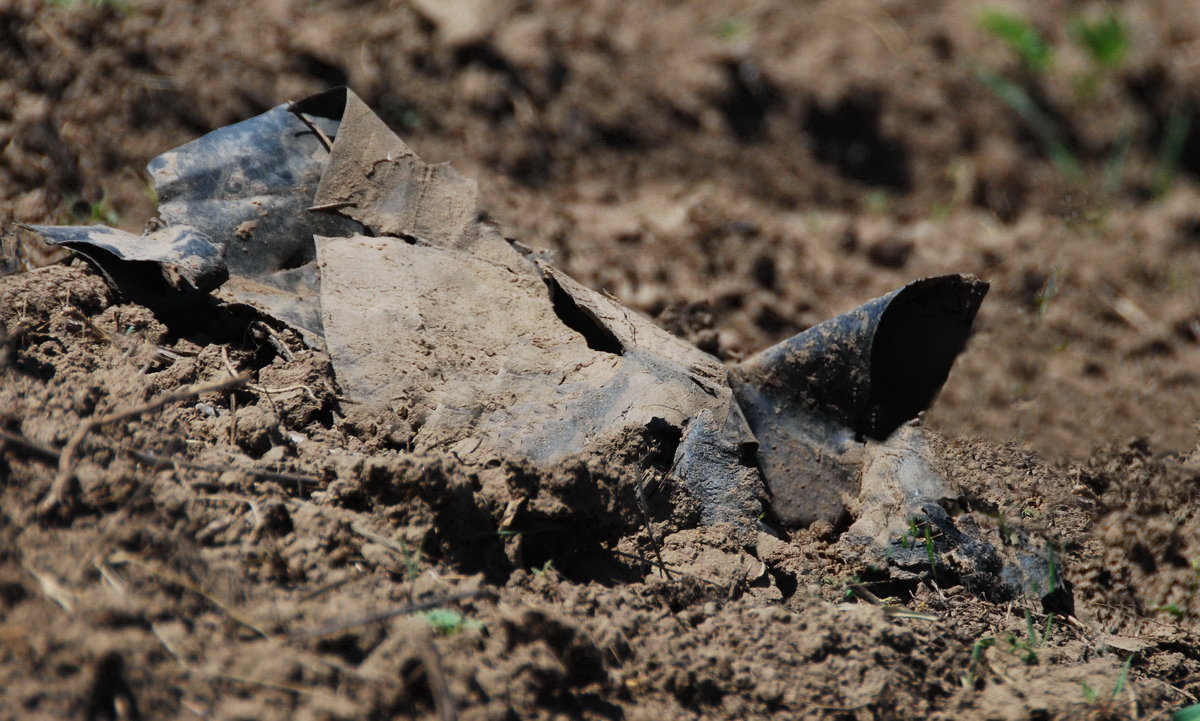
{"left": 729, "top": 275, "right": 988, "bottom": 528}
{"left": 20, "top": 223, "right": 227, "bottom": 303}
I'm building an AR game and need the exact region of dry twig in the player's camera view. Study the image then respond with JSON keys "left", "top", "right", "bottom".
{"left": 0, "top": 427, "right": 60, "bottom": 461}
{"left": 36, "top": 372, "right": 250, "bottom": 519}
{"left": 422, "top": 641, "right": 459, "bottom": 721}
{"left": 110, "top": 551, "right": 269, "bottom": 639}
{"left": 635, "top": 468, "right": 672, "bottom": 581}
{"left": 126, "top": 447, "right": 322, "bottom": 488}
{"left": 607, "top": 548, "right": 724, "bottom": 590}
{"left": 287, "top": 590, "right": 491, "bottom": 641}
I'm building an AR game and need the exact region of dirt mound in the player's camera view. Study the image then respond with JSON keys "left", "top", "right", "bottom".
{"left": 1, "top": 252, "right": 1195, "bottom": 721}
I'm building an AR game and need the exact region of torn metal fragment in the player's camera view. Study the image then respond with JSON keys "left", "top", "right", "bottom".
{"left": 19, "top": 87, "right": 1061, "bottom": 603}
{"left": 730, "top": 274, "right": 989, "bottom": 527}
{"left": 24, "top": 223, "right": 226, "bottom": 301}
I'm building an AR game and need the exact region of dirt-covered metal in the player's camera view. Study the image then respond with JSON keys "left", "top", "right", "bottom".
{"left": 26, "top": 87, "right": 1061, "bottom": 603}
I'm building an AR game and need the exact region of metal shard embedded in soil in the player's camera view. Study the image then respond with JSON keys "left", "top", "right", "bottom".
{"left": 25, "top": 86, "right": 1057, "bottom": 603}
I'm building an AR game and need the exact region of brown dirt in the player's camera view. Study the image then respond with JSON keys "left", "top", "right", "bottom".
{"left": 1, "top": 1, "right": 1199, "bottom": 719}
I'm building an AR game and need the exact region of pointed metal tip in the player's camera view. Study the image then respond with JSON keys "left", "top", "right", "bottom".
{"left": 731, "top": 274, "right": 988, "bottom": 527}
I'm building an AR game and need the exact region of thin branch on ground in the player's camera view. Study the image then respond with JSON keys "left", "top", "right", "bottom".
{"left": 126, "top": 447, "right": 322, "bottom": 489}
{"left": 0, "top": 427, "right": 60, "bottom": 461}
{"left": 287, "top": 590, "right": 492, "bottom": 641}
{"left": 1, "top": 428, "right": 323, "bottom": 490}
{"left": 109, "top": 550, "right": 269, "bottom": 639}
{"left": 607, "top": 548, "right": 724, "bottom": 590}
{"left": 635, "top": 468, "right": 672, "bottom": 581}
{"left": 35, "top": 372, "right": 250, "bottom": 519}
{"left": 422, "top": 640, "right": 459, "bottom": 721}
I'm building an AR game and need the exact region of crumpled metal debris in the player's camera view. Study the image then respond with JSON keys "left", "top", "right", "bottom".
{"left": 23, "top": 87, "right": 1059, "bottom": 602}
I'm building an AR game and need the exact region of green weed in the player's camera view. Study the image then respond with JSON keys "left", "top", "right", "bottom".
{"left": 46, "top": 0, "right": 135, "bottom": 13}
{"left": 418, "top": 608, "right": 484, "bottom": 636}
{"left": 713, "top": 15, "right": 750, "bottom": 44}
{"left": 397, "top": 536, "right": 422, "bottom": 582}
{"left": 1175, "top": 702, "right": 1200, "bottom": 721}
{"left": 1083, "top": 655, "right": 1134, "bottom": 703}
{"left": 923, "top": 524, "right": 938, "bottom": 583}
{"left": 961, "top": 636, "right": 995, "bottom": 688}
{"left": 979, "top": 10, "right": 1052, "bottom": 73}
{"left": 1071, "top": 11, "right": 1129, "bottom": 71}
{"left": 974, "top": 7, "right": 1173, "bottom": 194}
{"left": 1153, "top": 104, "right": 1192, "bottom": 198}
{"left": 64, "top": 195, "right": 120, "bottom": 227}
{"left": 1070, "top": 11, "right": 1130, "bottom": 101}
{"left": 975, "top": 68, "right": 1081, "bottom": 179}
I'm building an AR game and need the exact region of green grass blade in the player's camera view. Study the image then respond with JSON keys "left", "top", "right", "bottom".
{"left": 976, "top": 69, "right": 1081, "bottom": 180}
{"left": 1153, "top": 104, "right": 1192, "bottom": 198}
{"left": 1070, "top": 11, "right": 1129, "bottom": 71}
{"left": 979, "top": 10, "right": 1053, "bottom": 73}
{"left": 1175, "top": 703, "right": 1200, "bottom": 721}
{"left": 1110, "top": 655, "right": 1133, "bottom": 699}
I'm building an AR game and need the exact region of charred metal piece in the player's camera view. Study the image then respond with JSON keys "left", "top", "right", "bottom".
{"left": 22, "top": 87, "right": 1062, "bottom": 602}
{"left": 730, "top": 275, "right": 989, "bottom": 527}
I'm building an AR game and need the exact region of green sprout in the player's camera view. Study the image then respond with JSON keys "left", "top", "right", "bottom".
{"left": 977, "top": 68, "right": 1081, "bottom": 178}
{"left": 1070, "top": 11, "right": 1130, "bottom": 101}
{"left": 418, "top": 608, "right": 483, "bottom": 636}
{"left": 397, "top": 536, "right": 422, "bottom": 582}
{"left": 1102, "top": 125, "right": 1135, "bottom": 193}
{"left": 961, "top": 636, "right": 995, "bottom": 688}
{"left": 1003, "top": 631, "right": 1039, "bottom": 665}
{"left": 1046, "top": 544, "right": 1060, "bottom": 595}
{"left": 1158, "top": 602, "right": 1186, "bottom": 620}
{"left": 864, "top": 189, "right": 892, "bottom": 216}
{"left": 1083, "top": 655, "right": 1134, "bottom": 704}
{"left": 46, "top": 0, "right": 135, "bottom": 13}
{"left": 997, "top": 515, "right": 1014, "bottom": 546}
{"left": 1023, "top": 609, "right": 1054, "bottom": 649}
{"left": 714, "top": 15, "right": 750, "bottom": 44}
{"left": 1153, "top": 104, "right": 1192, "bottom": 198}
{"left": 88, "top": 200, "right": 119, "bottom": 226}
{"left": 923, "top": 523, "right": 938, "bottom": 584}
{"left": 979, "top": 10, "right": 1053, "bottom": 73}
{"left": 1112, "top": 655, "right": 1132, "bottom": 699}
{"left": 64, "top": 195, "right": 120, "bottom": 227}
{"left": 1071, "top": 11, "right": 1129, "bottom": 71}
{"left": 1033, "top": 268, "right": 1062, "bottom": 320}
